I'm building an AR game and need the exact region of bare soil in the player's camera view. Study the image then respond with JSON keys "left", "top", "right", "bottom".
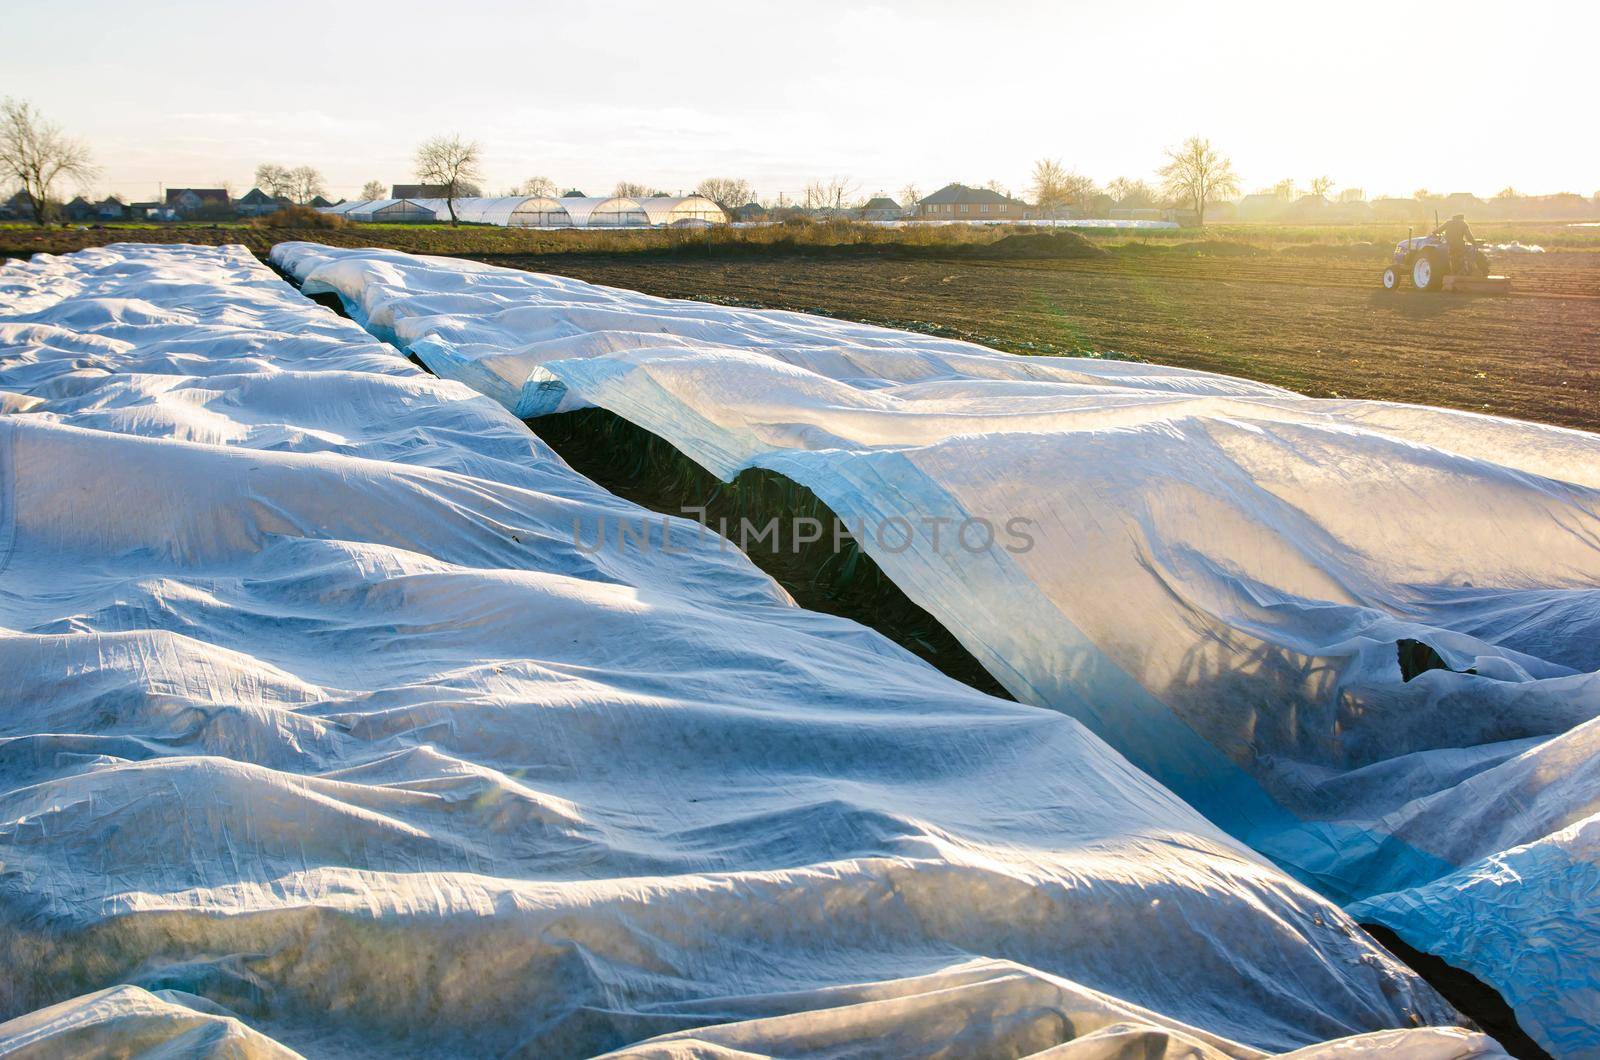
{"left": 501, "top": 249, "right": 1600, "bottom": 433}
{"left": 6, "top": 224, "right": 1597, "bottom": 433}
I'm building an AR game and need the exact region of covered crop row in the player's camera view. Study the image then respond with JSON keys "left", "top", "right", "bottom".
{"left": 0, "top": 244, "right": 1484, "bottom": 1056}
{"left": 271, "top": 241, "right": 1600, "bottom": 1058}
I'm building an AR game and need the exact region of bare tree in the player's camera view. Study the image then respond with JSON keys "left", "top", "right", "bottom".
{"left": 801, "top": 176, "right": 857, "bottom": 212}
{"left": 514, "top": 176, "right": 556, "bottom": 197}
{"left": 899, "top": 183, "right": 920, "bottom": 212}
{"left": 288, "top": 165, "right": 326, "bottom": 204}
{"left": 254, "top": 163, "right": 294, "bottom": 198}
{"left": 415, "top": 134, "right": 483, "bottom": 225}
{"left": 361, "top": 179, "right": 386, "bottom": 201}
{"left": 1031, "top": 159, "right": 1069, "bottom": 218}
{"left": 1, "top": 99, "right": 96, "bottom": 227}
{"left": 1495, "top": 186, "right": 1520, "bottom": 200}
{"left": 1062, "top": 172, "right": 1098, "bottom": 214}
{"left": 695, "top": 177, "right": 754, "bottom": 214}
{"left": 1309, "top": 175, "right": 1335, "bottom": 199}
{"left": 1271, "top": 177, "right": 1296, "bottom": 199}
{"left": 1107, "top": 177, "right": 1156, "bottom": 208}
{"left": 825, "top": 176, "right": 858, "bottom": 211}
{"left": 1159, "top": 137, "right": 1240, "bottom": 227}
{"left": 613, "top": 181, "right": 649, "bottom": 198}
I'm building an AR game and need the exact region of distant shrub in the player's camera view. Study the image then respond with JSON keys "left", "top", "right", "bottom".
{"left": 252, "top": 204, "right": 345, "bottom": 230}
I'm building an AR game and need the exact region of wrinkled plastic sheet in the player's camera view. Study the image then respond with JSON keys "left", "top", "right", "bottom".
{"left": 0, "top": 244, "right": 1497, "bottom": 1056}
{"left": 270, "top": 242, "right": 1600, "bottom": 1057}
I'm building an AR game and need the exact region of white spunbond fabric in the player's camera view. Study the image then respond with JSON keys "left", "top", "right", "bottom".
{"left": 270, "top": 242, "right": 1600, "bottom": 1057}
{"left": 0, "top": 244, "right": 1478, "bottom": 1057}
{"left": 0, "top": 986, "right": 301, "bottom": 1060}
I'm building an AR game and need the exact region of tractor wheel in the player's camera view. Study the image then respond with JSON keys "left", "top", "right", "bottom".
{"left": 1382, "top": 266, "right": 1400, "bottom": 290}
{"left": 1412, "top": 251, "right": 1443, "bottom": 292}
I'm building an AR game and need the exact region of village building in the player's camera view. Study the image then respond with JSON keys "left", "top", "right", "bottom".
{"left": 235, "top": 187, "right": 292, "bottom": 217}
{"left": 165, "top": 188, "right": 232, "bottom": 219}
{"left": 857, "top": 196, "right": 903, "bottom": 222}
{"left": 391, "top": 184, "right": 452, "bottom": 199}
{"left": 914, "top": 183, "right": 1029, "bottom": 219}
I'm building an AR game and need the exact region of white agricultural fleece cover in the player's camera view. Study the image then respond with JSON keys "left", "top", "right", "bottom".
{"left": 272, "top": 242, "right": 1600, "bottom": 1058}
{"left": 0, "top": 243, "right": 1495, "bottom": 1057}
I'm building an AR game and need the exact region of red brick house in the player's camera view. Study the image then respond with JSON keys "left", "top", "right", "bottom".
{"left": 914, "top": 183, "right": 1030, "bottom": 220}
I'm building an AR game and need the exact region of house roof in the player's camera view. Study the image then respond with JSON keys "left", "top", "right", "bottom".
{"left": 237, "top": 188, "right": 276, "bottom": 205}
{"left": 165, "top": 188, "right": 229, "bottom": 205}
{"left": 861, "top": 197, "right": 901, "bottom": 211}
{"left": 392, "top": 184, "right": 451, "bottom": 199}
{"left": 918, "top": 183, "right": 1025, "bottom": 207}
{"left": 309, "top": 195, "right": 335, "bottom": 208}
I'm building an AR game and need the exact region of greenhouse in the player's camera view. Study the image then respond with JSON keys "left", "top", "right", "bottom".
{"left": 339, "top": 198, "right": 439, "bottom": 223}
{"left": 558, "top": 195, "right": 650, "bottom": 227}
{"left": 318, "top": 194, "right": 726, "bottom": 228}
{"left": 639, "top": 195, "right": 725, "bottom": 226}
{"left": 409, "top": 196, "right": 574, "bottom": 227}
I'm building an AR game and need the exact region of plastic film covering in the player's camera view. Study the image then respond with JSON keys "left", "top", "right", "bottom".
{"left": 270, "top": 242, "right": 1599, "bottom": 1058}
{"left": 0, "top": 244, "right": 1483, "bottom": 1057}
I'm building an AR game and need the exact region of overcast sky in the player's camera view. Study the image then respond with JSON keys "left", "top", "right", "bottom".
{"left": 7, "top": 0, "right": 1594, "bottom": 203}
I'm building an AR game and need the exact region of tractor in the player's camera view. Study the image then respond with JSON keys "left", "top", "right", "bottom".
{"left": 1381, "top": 229, "right": 1508, "bottom": 293}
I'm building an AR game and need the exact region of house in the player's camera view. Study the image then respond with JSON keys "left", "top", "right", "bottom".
{"left": 165, "top": 188, "right": 232, "bottom": 219}
{"left": 63, "top": 196, "right": 98, "bottom": 222}
{"left": 1370, "top": 197, "right": 1425, "bottom": 222}
{"left": 1284, "top": 194, "right": 1331, "bottom": 222}
{"left": 391, "top": 184, "right": 451, "bottom": 199}
{"left": 96, "top": 196, "right": 127, "bottom": 220}
{"left": 1234, "top": 192, "right": 1292, "bottom": 222}
{"left": 857, "top": 196, "right": 902, "bottom": 222}
{"left": 3, "top": 191, "right": 38, "bottom": 221}
{"left": 1326, "top": 197, "right": 1373, "bottom": 223}
{"left": 733, "top": 202, "right": 766, "bottom": 222}
{"left": 126, "top": 201, "right": 166, "bottom": 221}
{"left": 1439, "top": 192, "right": 1481, "bottom": 218}
{"left": 914, "top": 183, "right": 1030, "bottom": 220}
{"left": 235, "top": 187, "right": 291, "bottom": 217}
{"left": 309, "top": 195, "right": 335, "bottom": 209}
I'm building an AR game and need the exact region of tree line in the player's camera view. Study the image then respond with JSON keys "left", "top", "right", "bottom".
{"left": 6, "top": 102, "right": 1597, "bottom": 229}
{"left": 1027, "top": 137, "right": 1239, "bottom": 226}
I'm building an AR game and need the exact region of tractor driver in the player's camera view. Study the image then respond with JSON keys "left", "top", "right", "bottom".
{"left": 1434, "top": 213, "right": 1475, "bottom": 273}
